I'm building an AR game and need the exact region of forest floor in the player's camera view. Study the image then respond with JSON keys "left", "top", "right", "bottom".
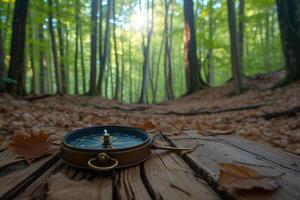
{"left": 0, "top": 70, "right": 300, "bottom": 155}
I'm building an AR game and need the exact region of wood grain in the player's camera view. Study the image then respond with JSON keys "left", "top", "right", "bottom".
{"left": 166, "top": 131, "right": 300, "bottom": 200}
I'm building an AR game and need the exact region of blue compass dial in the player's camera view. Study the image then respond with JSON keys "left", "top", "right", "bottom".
{"left": 63, "top": 126, "right": 149, "bottom": 150}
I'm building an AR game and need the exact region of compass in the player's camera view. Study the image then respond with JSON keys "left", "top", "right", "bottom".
{"left": 61, "top": 126, "right": 192, "bottom": 171}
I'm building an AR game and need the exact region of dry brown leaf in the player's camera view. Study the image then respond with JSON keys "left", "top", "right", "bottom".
{"left": 47, "top": 173, "right": 102, "bottom": 200}
{"left": 204, "top": 128, "right": 235, "bottom": 136}
{"left": 138, "top": 120, "right": 156, "bottom": 131}
{"left": 9, "top": 132, "right": 58, "bottom": 163}
{"left": 218, "top": 163, "right": 279, "bottom": 191}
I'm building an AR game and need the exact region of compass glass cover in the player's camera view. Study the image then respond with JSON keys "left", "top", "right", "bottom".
{"left": 64, "top": 126, "right": 149, "bottom": 150}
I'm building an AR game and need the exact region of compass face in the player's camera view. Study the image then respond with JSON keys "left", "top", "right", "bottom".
{"left": 63, "top": 126, "right": 150, "bottom": 150}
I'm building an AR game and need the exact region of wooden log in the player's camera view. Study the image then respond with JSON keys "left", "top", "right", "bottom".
{"left": 165, "top": 131, "right": 300, "bottom": 200}
{"left": 143, "top": 150, "right": 220, "bottom": 200}
{"left": 0, "top": 154, "right": 59, "bottom": 200}
{"left": 114, "top": 165, "right": 151, "bottom": 200}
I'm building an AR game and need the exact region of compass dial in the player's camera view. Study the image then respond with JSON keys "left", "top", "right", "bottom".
{"left": 64, "top": 126, "right": 149, "bottom": 150}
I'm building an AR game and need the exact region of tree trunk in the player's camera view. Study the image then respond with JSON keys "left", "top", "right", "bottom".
{"left": 98, "top": 0, "right": 111, "bottom": 95}
{"left": 227, "top": 0, "right": 242, "bottom": 94}
{"left": 39, "top": 24, "right": 47, "bottom": 95}
{"left": 0, "top": 3, "right": 4, "bottom": 92}
{"left": 113, "top": 0, "right": 119, "bottom": 100}
{"left": 6, "top": 0, "right": 29, "bottom": 96}
{"left": 129, "top": 35, "right": 133, "bottom": 102}
{"left": 48, "top": 0, "right": 63, "bottom": 95}
{"left": 120, "top": 29, "right": 125, "bottom": 102}
{"left": 238, "top": 0, "right": 244, "bottom": 74}
{"left": 139, "top": 0, "right": 154, "bottom": 103}
{"left": 79, "top": 24, "right": 86, "bottom": 94}
{"left": 55, "top": 0, "right": 68, "bottom": 94}
{"left": 183, "top": 0, "right": 204, "bottom": 94}
{"left": 89, "top": 0, "right": 98, "bottom": 96}
{"left": 65, "top": 26, "right": 70, "bottom": 94}
{"left": 74, "top": 0, "right": 79, "bottom": 95}
{"left": 276, "top": 0, "right": 300, "bottom": 83}
{"left": 164, "top": 0, "right": 174, "bottom": 100}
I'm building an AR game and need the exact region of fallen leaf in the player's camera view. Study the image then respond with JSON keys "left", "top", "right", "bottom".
{"left": 137, "top": 120, "right": 156, "bottom": 131}
{"left": 9, "top": 132, "right": 58, "bottom": 163}
{"left": 204, "top": 128, "right": 235, "bottom": 136}
{"left": 218, "top": 163, "right": 279, "bottom": 191}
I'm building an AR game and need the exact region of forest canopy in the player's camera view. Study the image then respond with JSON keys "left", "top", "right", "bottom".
{"left": 0, "top": 0, "right": 294, "bottom": 103}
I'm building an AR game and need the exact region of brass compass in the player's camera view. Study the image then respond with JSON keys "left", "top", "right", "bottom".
{"left": 61, "top": 126, "right": 191, "bottom": 171}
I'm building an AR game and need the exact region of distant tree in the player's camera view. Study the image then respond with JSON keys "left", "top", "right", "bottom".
{"left": 276, "top": 0, "right": 300, "bottom": 84}
{"left": 183, "top": 0, "right": 205, "bottom": 94}
{"left": 98, "top": 0, "right": 112, "bottom": 95}
{"left": 238, "top": 0, "right": 245, "bottom": 73}
{"left": 139, "top": 0, "right": 154, "bottom": 103}
{"left": 39, "top": 24, "right": 47, "bottom": 95}
{"left": 0, "top": 4, "right": 5, "bottom": 92}
{"left": 112, "top": 0, "right": 120, "bottom": 100}
{"left": 6, "top": 0, "right": 29, "bottom": 96}
{"left": 74, "top": 0, "right": 80, "bottom": 95}
{"left": 89, "top": 0, "right": 98, "bottom": 95}
{"left": 164, "top": 0, "right": 174, "bottom": 100}
{"left": 227, "top": 0, "right": 242, "bottom": 94}
{"left": 48, "top": 0, "right": 63, "bottom": 95}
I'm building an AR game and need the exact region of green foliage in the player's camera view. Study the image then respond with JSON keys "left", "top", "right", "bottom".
{"left": 1, "top": 0, "right": 284, "bottom": 102}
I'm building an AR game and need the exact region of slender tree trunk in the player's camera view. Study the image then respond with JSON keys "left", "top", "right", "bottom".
{"left": 227, "top": 0, "right": 242, "bottom": 94}
{"left": 265, "top": 11, "right": 270, "bottom": 70}
{"left": 89, "top": 0, "right": 98, "bottom": 95}
{"left": 65, "top": 26, "right": 70, "bottom": 94}
{"left": 153, "top": 36, "right": 164, "bottom": 103}
{"left": 39, "top": 24, "right": 46, "bottom": 95}
{"left": 164, "top": 0, "right": 174, "bottom": 100}
{"left": 98, "top": 0, "right": 111, "bottom": 95}
{"left": 79, "top": 24, "right": 86, "bottom": 94}
{"left": 113, "top": 0, "right": 119, "bottom": 100}
{"left": 74, "top": 0, "right": 79, "bottom": 95}
{"left": 6, "top": 0, "right": 29, "bottom": 96}
{"left": 28, "top": 15, "right": 35, "bottom": 95}
{"left": 238, "top": 0, "right": 244, "bottom": 74}
{"left": 129, "top": 35, "right": 133, "bottom": 102}
{"left": 183, "top": 0, "right": 204, "bottom": 94}
{"left": 0, "top": 3, "right": 4, "bottom": 91}
{"left": 48, "top": 0, "right": 63, "bottom": 94}
{"left": 276, "top": 0, "right": 300, "bottom": 83}
{"left": 120, "top": 29, "right": 125, "bottom": 102}
{"left": 55, "top": 0, "right": 67, "bottom": 94}
{"left": 139, "top": 0, "right": 154, "bottom": 103}
{"left": 207, "top": 0, "right": 215, "bottom": 86}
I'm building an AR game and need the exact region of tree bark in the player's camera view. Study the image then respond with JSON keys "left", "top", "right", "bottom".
{"left": 183, "top": 0, "right": 205, "bottom": 94}
{"left": 48, "top": 0, "right": 63, "bottom": 95}
{"left": 238, "top": 0, "right": 245, "bottom": 74}
{"left": 164, "top": 0, "right": 174, "bottom": 100}
{"left": 74, "top": 0, "right": 79, "bottom": 94}
{"left": 113, "top": 0, "right": 119, "bottom": 100}
{"left": 79, "top": 24, "right": 86, "bottom": 94}
{"left": 55, "top": 0, "right": 68, "bottom": 94}
{"left": 139, "top": 0, "right": 154, "bottom": 103}
{"left": 0, "top": 4, "right": 4, "bottom": 92}
{"left": 276, "top": 0, "right": 300, "bottom": 84}
{"left": 39, "top": 24, "right": 47, "bottom": 95}
{"left": 6, "top": 0, "right": 29, "bottom": 96}
{"left": 227, "top": 0, "right": 242, "bottom": 94}
{"left": 98, "top": 0, "right": 112, "bottom": 95}
{"left": 89, "top": 0, "right": 98, "bottom": 95}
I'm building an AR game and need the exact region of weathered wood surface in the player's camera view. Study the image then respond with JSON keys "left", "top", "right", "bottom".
{"left": 0, "top": 153, "right": 59, "bottom": 200}
{"left": 165, "top": 131, "right": 300, "bottom": 200}
{"left": 1, "top": 131, "right": 299, "bottom": 200}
